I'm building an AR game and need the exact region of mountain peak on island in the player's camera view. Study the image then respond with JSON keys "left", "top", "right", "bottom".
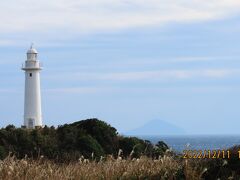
{"left": 125, "top": 119, "right": 185, "bottom": 136}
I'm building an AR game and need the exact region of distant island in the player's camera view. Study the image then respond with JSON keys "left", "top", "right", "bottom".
{"left": 126, "top": 119, "right": 185, "bottom": 136}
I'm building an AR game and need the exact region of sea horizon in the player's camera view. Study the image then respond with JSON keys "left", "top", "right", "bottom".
{"left": 135, "top": 134, "right": 240, "bottom": 152}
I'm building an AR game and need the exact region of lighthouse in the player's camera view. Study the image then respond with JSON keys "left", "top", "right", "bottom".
{"left": 22, "top": 44, "right": 43, "bottom": 128}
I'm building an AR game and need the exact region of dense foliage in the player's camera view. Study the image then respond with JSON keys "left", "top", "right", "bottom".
{"left": 0, "top": 119, "right": 168, "bottom": 161}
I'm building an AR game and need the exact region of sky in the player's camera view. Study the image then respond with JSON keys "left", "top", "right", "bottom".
{"left": 0, "top": 0, "right": 240, "bottom": 134}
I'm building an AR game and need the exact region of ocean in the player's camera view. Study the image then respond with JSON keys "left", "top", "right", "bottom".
{"left": 139, "top": 135, "right": 240, "bottom": 153}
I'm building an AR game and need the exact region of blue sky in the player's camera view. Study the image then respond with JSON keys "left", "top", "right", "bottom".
{"left": 0, "top": 0, "right": 240, "bottom": 134}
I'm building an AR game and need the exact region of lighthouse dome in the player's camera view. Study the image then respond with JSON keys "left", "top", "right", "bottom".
{"left": 27, "top": 48, "right": 38, "bottom": 54}
{"left": 27, "top": 44, "right": 38, "bottom": 61}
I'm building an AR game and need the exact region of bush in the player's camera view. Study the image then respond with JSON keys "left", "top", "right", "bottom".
{"left": 76, "top": 135, "right": 104, "bottom": 158}
{"left": 0, "top": 146, "right": 6, "bottom": 159}
{"left": 119, "top": 136, "right": 147, "bottom": 157}
{"left": 71, "top": 119, "right": 119, "bottom": 154}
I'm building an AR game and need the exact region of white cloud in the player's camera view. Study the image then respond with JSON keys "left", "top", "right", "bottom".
{"left": 169, "top": 56, "right": 240, "bottom": 63}
{"left": 46, "top": 68, "right": 240, "bottom": 82}
{"left": 44, "top": 87, "right": 109, "bottom": 94}
{"left": 43, "top": 86, "right": 240, "bottom": 94}
{"left": 202, "top": 69, "right": 231, "bottom": 78}
{"left": 0, "top": 89, "right": 18, "bottom": 93}
{"left": 0, "top": 40, "right": 17, "bottom": 46}
{"left": 1, "top": 0, "right": 240, "bottom": 36}
{"left": 94, "top": 69, "right": 240, "bottom": 80}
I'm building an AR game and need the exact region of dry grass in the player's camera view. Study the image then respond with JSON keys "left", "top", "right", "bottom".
{"left": 0, "top": 153, "right": 213, "bottom": 180}
{"left": 0, "top": 155, "right": 185, "bottom": 180}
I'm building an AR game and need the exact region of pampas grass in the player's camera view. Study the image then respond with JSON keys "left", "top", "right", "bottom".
{"left": 0, "top": 151, "right": 233, "bottom": 180}
{"left": 0, "top": 153, "right": 182, "bottom": 180}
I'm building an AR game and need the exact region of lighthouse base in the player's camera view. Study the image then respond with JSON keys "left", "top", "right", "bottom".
{"left": 21, "top": 125, "right": 42, "bottom": 129}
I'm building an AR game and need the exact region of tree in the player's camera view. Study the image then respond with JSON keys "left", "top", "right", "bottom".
{"left": 71, "top": 119, "right": 119, "bottom": 154}
{"left": 118, "top": 136, "right": 147, "bottom": 158}
{"left": 0, "top": 146, "right": 6, "bottom": 159}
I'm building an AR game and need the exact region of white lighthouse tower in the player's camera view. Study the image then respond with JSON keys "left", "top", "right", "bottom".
{"left": 22, "top": 44, "right": 43, "bottom": 128}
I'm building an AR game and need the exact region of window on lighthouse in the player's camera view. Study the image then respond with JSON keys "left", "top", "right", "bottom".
{"left": 33, "top": 54, "right": 37, "bottom": 59}
{"left": 30, "top": 73, "right": 32, "bottom": 77}
{"left": 27, "top": 54, "right": 37, "bottom": 60}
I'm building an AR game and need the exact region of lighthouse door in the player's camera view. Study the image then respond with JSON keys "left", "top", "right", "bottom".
{"left": 28, "top": 118, "right": 35, "bottom": 128}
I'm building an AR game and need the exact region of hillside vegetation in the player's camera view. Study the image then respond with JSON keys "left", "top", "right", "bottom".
{"left": 0, "top": 118, "right": 168, "bottom": 161}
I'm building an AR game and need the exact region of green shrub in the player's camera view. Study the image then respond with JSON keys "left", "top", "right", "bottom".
{"left": 0, "top": 145, "right": 6, "bottom": 159}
